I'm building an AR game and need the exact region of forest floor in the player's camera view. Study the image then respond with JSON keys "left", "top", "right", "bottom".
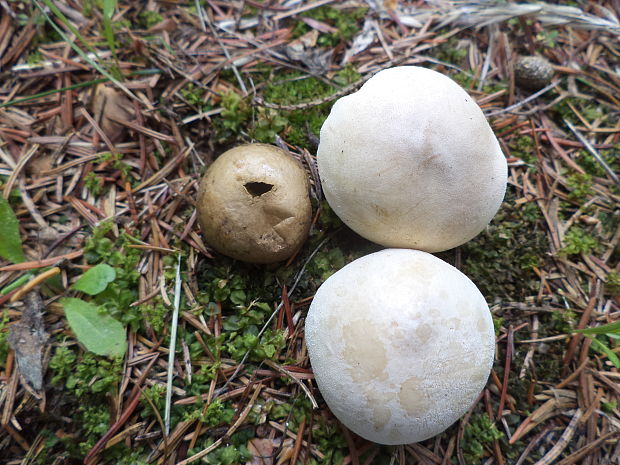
{"left": 0, "top": 1, "right": 619, "bottom": 464}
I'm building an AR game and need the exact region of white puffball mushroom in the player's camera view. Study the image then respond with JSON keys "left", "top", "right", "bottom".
{"left": 317, "top": 66, "right": 507, "bottom": 252}
{"left": 305, "top": 249, "right": 495, "bottom": 445}
{"left": 197, "top": 144, "right": 312, "bottom": 264}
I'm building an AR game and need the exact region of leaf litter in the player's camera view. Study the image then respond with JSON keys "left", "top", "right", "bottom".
{"left": 0, "top": 0, "right": 619, "bottom": 464}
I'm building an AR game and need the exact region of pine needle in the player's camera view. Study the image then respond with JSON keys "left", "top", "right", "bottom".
{"left": 164, "top": 254, "right": 183, "bottom": 435}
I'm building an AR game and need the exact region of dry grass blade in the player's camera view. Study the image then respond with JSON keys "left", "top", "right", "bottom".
{"left": 164, "top": 255, "right": 182, "bottom": 435}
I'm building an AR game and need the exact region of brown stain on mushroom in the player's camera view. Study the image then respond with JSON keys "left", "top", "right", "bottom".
{"left": 399, "top": 376, "right": 431, "bottom": 417}
{"left": 371, "top": 203, "right": 389, "bottom": 218}
{"left": 372, "top": 405, "right": 392, "bottom": 432}
{"left": 400, "top": 261, "right": 434, "bottom": 285}
{"left": 415, "top": 323, "right": 433, "bottom": 344}
{"left": 343, "top": 320, "right": 388, "bottom": 383}
{"left": 362, "top": 386, "right": 395, "bottom": 431}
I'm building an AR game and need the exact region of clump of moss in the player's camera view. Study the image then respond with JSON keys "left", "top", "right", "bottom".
{"left": 138, "top": 10, "right": 164, "bottom": 29}
{"left": 566, "top": 172, "right": 594, "bottom": 201}
{"left": 292, "top": 6, "right": 367, "bottom": 47}
{"left": 432, "top": 36, "right": 468, "bottom": 65}
{"left": 0, "top": 310, "right": 10, "bottom": 368}
{"left": 605, "top": 271, "right": 620, "bottom": 295}
{"left": 83, "top": 221, "right": 142, "bottom": 329}
{"left": 212, "top": 66, "right": 361, "bottom": 147}
{"left": 262, "top": 67, "right": 361, "bottom": 146}
{"left": 461, "top": 414, "right": 503, "bottom": 463}
{"left": 195, "top": 263, "right": 285, "bottom": 363}
{"left": 560, "top": 226, "right": 599, "bottom": 256}
{"left": 509, "top": 135, "right": 537, "bottom": 165}
{"left": 460, "top": 189, "right": 547, "bottom": 301}
{"left": 47, "top": 346, "right": 125, "bottom": 456}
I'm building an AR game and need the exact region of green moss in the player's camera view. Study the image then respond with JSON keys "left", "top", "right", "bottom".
{"left": 560, "top": 226, "right": 599, "bottom": 256}
{"left": 27, "top": 50, "right": 43, "bottom": 65}
{"left": 602, "top": 400, "right": 617, "bottom": 414}
{"left": 461, "top": 414, "right": 503, "bottom": 463}
{"left": 83, "top": 221, "right": 142, "bottom": 329}
{"left": 84, "top": 171, "right": 103, "bottom": 196}
{"left": 201, "top": 398, "right": 236, "bottom": 427}
{"left": 460, "top": 191, "right": 547, "bottom": 301}
{"left": 46, "top": 345, "right": 126, "bottom": 457}
{"left": 140, "top": 383, "right": 166, "bottom": 418}
{"left": 432, "top": 36, "right": 468, "bottom": 64}
{"left": 550, "top": 306, "right": 577, "bottom": 333}
{"left": 311, "top": 416, "right": 348, "bottom": 465}
{"left": 212, "top": 90, "right": 251, "bottom": 144}
{"left": 50, "top": 347, "right": 123, "bottom": 397}
{"left": 0, "top": 310, "right": 9, "bottom": 368}
{"left": 212, "top": 66, "right": 361, "bottom": 147}
{"left": 535, "top": 29, "right": 559, "bottom": 49}
{"left": 196, "top": 265, "right": 286, "bottom": 363}
{"left": 181, "top": 83, "right": 207, "bottom": 107}
{"left": 262, "top": 72, "right": 333, "bottom": 146}
{"left": 250, "top": 108, "right": 288, "bottom": 143}
{"left": 552, "top": 96, "right": 611, "bottom": 129}
{"left": 307, "top": 248, "right": 346, "bottom": 281}
{"left": 140, "top": 296, "right": 168, "bottom": 333}
{"left": 292, "top": 6, "right": 367, "bottom": 47}
{"left": 509, "top": 135, "right": 537, "bottom": 164}
{"left": 605, "top": 271, "right": 620, "bottom": 295}
{"left": 566, "top": 172, "right": 594, "bottom": 201}
{"left": 574, "top": 147, "right": 619, "bottom": 178}
{"left": 138, "top": 10, "right": 163, "bottom": 29}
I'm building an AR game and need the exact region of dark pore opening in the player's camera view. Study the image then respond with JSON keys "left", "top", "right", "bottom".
{"left": 244, "top": 181, "right": 273, "bottom": 197}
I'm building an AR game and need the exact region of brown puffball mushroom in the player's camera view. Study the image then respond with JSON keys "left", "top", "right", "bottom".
{"left": 197, "top": 144, "right": 312, "bottom": 263}
{"left": 514, "top": 56, "right": 554, "bottom": 91}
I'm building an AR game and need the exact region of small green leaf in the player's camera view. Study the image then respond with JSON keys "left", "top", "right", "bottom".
{"left": 574, "top": 320, "right": 620, "bottom": 335}
{"left": 0, "top": 196, "right": 25, "bottom": 263}
{"left": 589, "top": 337, "right": 620, "bottom": 369}
{"left": 72, "top": 264, "right": 116, "bottom": 295}
{"left": 103, "top": 0, "right": 116, "bottom": 19}
{"left": 62, "top": 297, "right": 126, "bottom": 356}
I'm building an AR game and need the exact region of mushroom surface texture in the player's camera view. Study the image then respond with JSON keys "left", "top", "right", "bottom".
{"left": 197, "top": 144, "right": 312, "bottom": 263}
{"left": 305, "top": 248, "right": 495, "bottom": 445}
{"left": 317, "top": 66, "right": 507, "bottom": 252}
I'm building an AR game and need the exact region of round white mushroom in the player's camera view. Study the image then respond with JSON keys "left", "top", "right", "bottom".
{"left": 317, "top": 66, "right": 507, "bottom": 252}
{"left": 305, "top": 248, "right": 495, "bottom": 444}
{"left": 197, "top": 144, "right": 312, "bottom": 263}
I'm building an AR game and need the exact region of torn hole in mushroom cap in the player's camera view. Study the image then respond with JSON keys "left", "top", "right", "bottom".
{"left": 244, "top": 181, "right": 273, "bottom": 197}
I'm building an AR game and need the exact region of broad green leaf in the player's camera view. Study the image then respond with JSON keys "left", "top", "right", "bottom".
{"left": 102, "top": 0, "right": 118, "bottom": 59}
{"left": 0, "top": 196, "right": 25, "bottom": 263}
{"left": 103, "top": 0, "right": 117, "bottom": 19}
{"left": 589, "top": 337, "right": 620, "bottom": 369}
{"left": 72, "top": 264, "right": 116, "bottom": 295}
{"left": 62, "top": 297, "right": 126, "bottom": 357}
{"left": 574, "top": 320, "right": 620, "bottom": 335}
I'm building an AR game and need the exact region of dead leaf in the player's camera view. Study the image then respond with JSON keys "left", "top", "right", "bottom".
{"left": 285, "top": 30, "right": 332, "bottom": 74}
{"left": 147, "top": 18, "right": 178, "bottom": 34}
{"left": 246, "top": 438, "right": 278, "bottom": 465}
{"left": 91, "top": 84, "right": 134, "bottom": 143}
{"left": 8, "top": 291, "right": 49, "bottom": 392}
{"left": 342, "top": 18, "right": 377, "bottom": 64}
{"left": 26, "top": 154, "right": 54, "bottom": 176}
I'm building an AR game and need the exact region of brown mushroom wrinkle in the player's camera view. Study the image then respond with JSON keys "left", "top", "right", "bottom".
{"left": 196, "top": 144, "right": 312, "bottom": 264}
